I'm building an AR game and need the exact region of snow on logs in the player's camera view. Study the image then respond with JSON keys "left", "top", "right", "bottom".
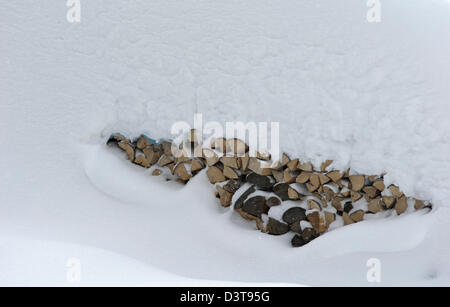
{"left": 107, "top": 132, "right": 432, "bottom": 248}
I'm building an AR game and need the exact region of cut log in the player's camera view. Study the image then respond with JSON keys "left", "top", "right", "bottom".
{"left": 234, "top": 185, "right": 256, "bottom": 209}
{"left": 246, "top": 173, "right": 273, "bottom": 190}
{"left": 220, "top": 157, "right": 240, "bottom": 169}
{"left": 395, "top": 196, "right": 407, "bottom": 215}
{"left": 382, "top": 196, "right": 396, "bottom": 208}
{"left": 331, "top": 197, "right": 344, "bottom": 211}
{"left": 373, "top": 180, "right": 385, "bottom": 191}
{"left": 290, "top": 221, "right": 302, "bottom": 234}
{"left": 174, "top": 163, "right": 192, "bottom": 181}
{"left": 152, "top": 169, "right": 162, "bottom": 176}
{"left": 288, "top": 187, "right": 302, "bottom": 200}
{"left": 223, "top": 179, "right": 242, "bottom": 194}
{"left": 248, "top": 158, "right": 272, "bottom": 176}
{"left": 271, "top": 153, "right": 288, "bottom": 170}
{"left": 203, "top": 149, "right": 219, "bottom": 166}
{"left": 349, "top": 175, "right": 365, "bottom": 191}
{"left": 296, "top": 171, "right": 311, "bottom": 184}
{"left": 306, "top": 182, "right": 318, "bottom": 193}
{"left": 307, "top": 211, "right": 320, "bottom": 233}
{"left": 344, "top": 202, "right": 353, "bottom": 214}
{"left": 323, "top": 186, "right": 335, "bottom": 202}
{"left": 242, "top": 196, "right": 268, "bottom": 218}
{"left": 217, "top": 185, "right": 233, "bottom": 207}
{"left": 341, "top": 187, "right": 351, "bottom": 198}
{"left": 287, "top": 159, "right": 299, "bottom": 171}
{"left": 389, "top": 185, "right": 404, "bottom": 198}
{"left": 317, "top": 185, "right": 324, "bottom": 194}
{"left": 133, "top": 155, "right": 151, "bottom": 168}
{"left": 343, "top": 212, "right": 355, "bottom": 225}
{"left": 166, "top": 163, "right": 175, "bottom": 175}
{"left": 343, "top": 169, "right": 351, "bottom": 178}
{"left": 235, "top": 208, "right": 264, "bottom": 232}
{"left": 318, "top": 173, "right": 330, "bottom": 185}
{"left": 308, "top": 213, "right": 328, "bottom": 234}
{"left": 266, "top": 218, "right": 290, "bottom": 235}
{"left": 161, "top": 141, "right": 173, "bottom": 156}
{"left": 118, "top": 141, "right": 135, "bottom": 161}
{"left": 273, "top": 183, "right": 290, "bottom": 201}
{"left": 283, "top": 169, "right": 295, "bottom": 184}
{"left": 240, "top": 154, "right": 250, "bottom": 172}
{"left": 270, "top": 160, "right": 283, "bottom": 170}
{"left": 281, "top": 153, "right": 290, "bottom": 166}
{"left": 326, "top": 170, "right": 342, "bottom": 183}
{"left": 266, "top": 197, "right": 281, "bottom": 207}
{"left": 320, "top": 197, "right": 327, "bottom": 208}
{"left": 291, "top": 234, "right": 307, "bottom": 247}
{"left": 226, "top": 138, "right": 248, "bottom": 155}
{"left": 157, "top": 154, "right": 173, "bottom": 167}
{"left": 172, "top": 147, "right": 190, "bottom": 164}
{"left": 336, "top": 179, "right": 345, "bottom": 189}
{"left": 223, "top": 166, "right": 239, "bottom": 179}
{"left": 143, "top": 147, "right": 161, "bottom": 165}
{"left": 136, "top": 135, "right": 152, "bottom": 150}
{"left": 272, "top": 170, "right": 284, "bottom": 182}
{"left": 368, "top": 175, "right": 378, "bottom": 183}
{"left": 350, "top": 210, "right": 365, "bottom": 222}
{"left": 256, "top": 151, "right": 271, "bottom": 161}
{"left": 414, "top": 200, "right": 424, "bottom": 210}
{"left": 351, "top": 191, "right": 363, "bottom": 202}
{"left": 367, "top": 199, "right": 382, "bottom": 213}
{"left": 282, "top": 207, "right": 307, "bottom": 224}
{"left": 256, "top": 218, "right": 267, "bottom": 233}
{"left": 324, "top": 211, "right": 336, "bottom": 228}
{"left": 318, "top": 215, "right": 329, "bottom": 233}
{"left": 107, "top": 133, "right": 128, "bottom": 146}
{"left": 363, "top": 186, "right": 377, "bottom": 199}
{"left": 307, "top": 199, "right": 321, "bottom": 211}
{"left": 310, "top": 173, "right": 320, "bottom": 187}
{"left": 206, "top": 166, "right": 226, "bottom": 184}
{"left": 302, "top": 228, "right": 319, "bottom": 243}
{"left": 190, "top": 159, "right": 205, "bottom": 172}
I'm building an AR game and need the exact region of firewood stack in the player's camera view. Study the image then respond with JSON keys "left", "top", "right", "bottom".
{"left": 107, "top": 131, "right": 432, "bottom": 247}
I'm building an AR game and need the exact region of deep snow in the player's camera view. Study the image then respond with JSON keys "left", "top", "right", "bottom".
{"left": 1, "top": 0, "right": 450, "bottom": 285}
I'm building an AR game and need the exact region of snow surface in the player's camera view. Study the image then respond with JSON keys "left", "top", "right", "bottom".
{"left": 1, "top": 0, "right": 450, "bottom": 285}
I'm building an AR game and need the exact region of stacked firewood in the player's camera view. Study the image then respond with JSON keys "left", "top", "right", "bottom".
{"left": 107, "top": 132, "right": 432, "bottom": 247}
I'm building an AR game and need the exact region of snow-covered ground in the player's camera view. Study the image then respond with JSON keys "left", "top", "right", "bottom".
{"left": 1, "top": 0, "right": 450, "bottom": 286}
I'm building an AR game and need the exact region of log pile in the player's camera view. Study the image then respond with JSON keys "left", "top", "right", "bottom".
{"left": 107, "top": 132, "right": 432, "bottom": 247}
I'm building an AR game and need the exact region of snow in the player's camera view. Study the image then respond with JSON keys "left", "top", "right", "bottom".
{"left": 0, "top": 235, "right": 297, "bottom": 287}
{"left": 1, "top": 0, "right": 450, "bottom": 285}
